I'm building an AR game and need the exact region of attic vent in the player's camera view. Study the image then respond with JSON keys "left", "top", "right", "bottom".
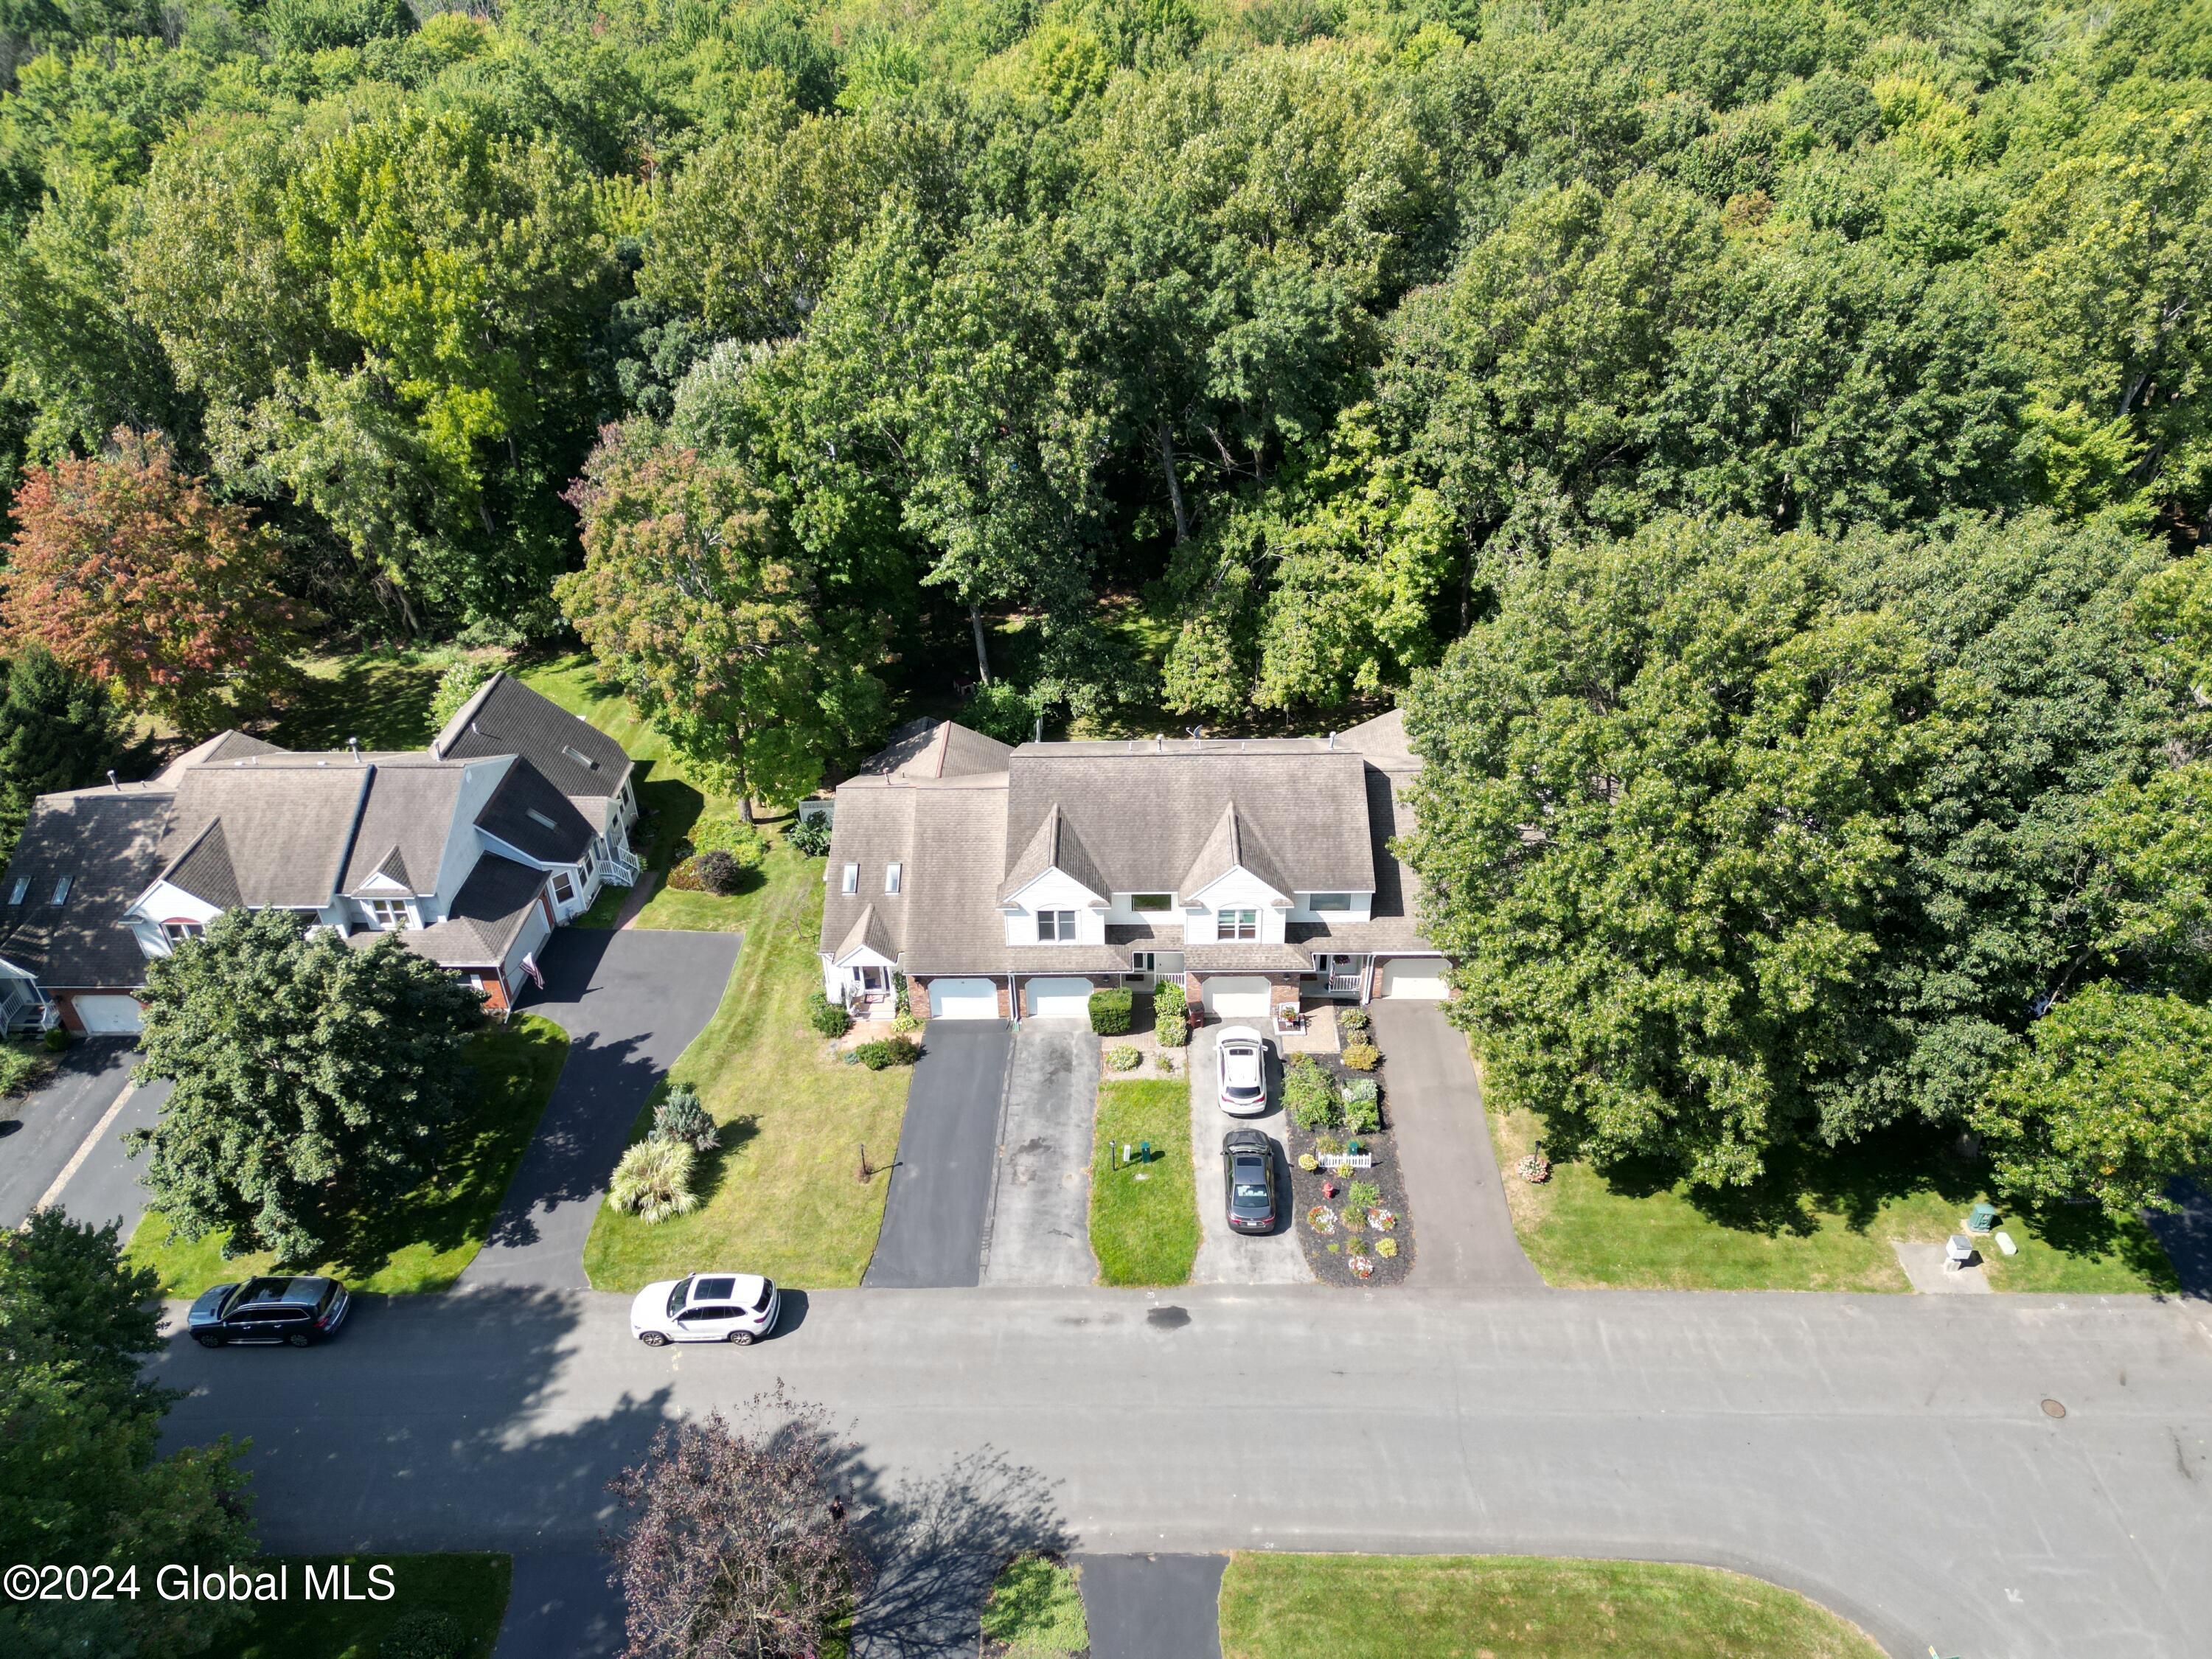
{"left": 6, "top": 877, "right": 25, "bottom": 905}
{"left": 526, "top": 808, "right": 560, "bottom": 831}
{"left": 52, "top": 875, "right": 73, "bottom": 904}
{"left": 560, "top": 744, "right": 599, "bottom": 770}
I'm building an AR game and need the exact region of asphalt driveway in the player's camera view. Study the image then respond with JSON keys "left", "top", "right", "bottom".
{"left": 460, "top": 928, "right": 742, "bottom": 1290}
{"left": 865, "top": 1021, "right": 1012, "bottom": 1288}
{"left": 1366, "top": 1001, "right": 1542, "bottom": 1288}
{"left": 0, "top": 1037, "right": 168, "bottom": 1237}
{"left": 1079, "top": 1555, "right": 1225, "bottom": 1659}
{"left": 981, "top": 1021, "right": 1097, "bottom": 1287}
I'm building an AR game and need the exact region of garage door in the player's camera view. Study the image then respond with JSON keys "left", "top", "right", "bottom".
{"left": 71, "top": 995, "right": 143, "bottom": 1034}
{"left": 1380, "top": 959, "right": 1450, "bottom": 1000}
{"left": 1201, "top": 975, "right": 1270, "bottom": 1019}
{"left": 1023, "top": 978, "right": 1093, "bottom": 1020}
{"left": 928, "top": 978, "right": 1001, "bottom": 1020}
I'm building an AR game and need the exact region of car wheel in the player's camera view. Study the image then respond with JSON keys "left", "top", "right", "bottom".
{"left": 286, "top": 1332, "right": 312, "bottom": 1348}
{"left": 639, "top": 1331, "right": 669, "bottom": 1347}
{"left": 727, "top": 1330, "right": 755, "bottom": 1346}
{"left": 193, "top": 1332, "right": 223, "bottom": 1349}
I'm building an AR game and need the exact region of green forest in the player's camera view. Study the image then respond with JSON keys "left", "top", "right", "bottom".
{"left": 1, "top": 0, "right": 2208, "bottom": 1194}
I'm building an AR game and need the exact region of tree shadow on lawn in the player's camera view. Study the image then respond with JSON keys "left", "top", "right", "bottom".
{"left": 266, "top": 655, "right": 441, "bottom": 752}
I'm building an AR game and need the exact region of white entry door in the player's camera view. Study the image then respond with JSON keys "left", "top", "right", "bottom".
{"left": 1380, "top": 959, "right": 1450, "bottom": 1000}
{"left": 1023, "top": 978, "right": 1093, "bottom": 1020}
{"left": 928, "top": 978, "right": 1001, "bottom": 1020}
{"left": 71, "top": 995, "right": 144, "bottom": 1034}
{"left": 1201, "top": 976, "right": 1270, "bottom": 1019}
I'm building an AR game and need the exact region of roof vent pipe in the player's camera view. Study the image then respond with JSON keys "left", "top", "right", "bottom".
{"left": 1034, "top": 714, "right": 1043, "bottom": 743}
{"left": 1329, "top": 731, "right": 1337, "bottom": 750}
{"left": 108, "top": 770, "right": 119, "bottom": 790}
{"left": 347, "top": 736, "right": 361, "bottom": 763}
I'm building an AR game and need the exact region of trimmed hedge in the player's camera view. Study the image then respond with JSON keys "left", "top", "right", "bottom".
{"left": 1090, "top": 987, "right": 1133, "bottom": 1035}
{"left": 807, "top": 991, "right": 852, "bottom": 1038}
{"left": 1154, "top": 981, "right": 1189, "bottom": 1047}
{"left": 853, "top": 1036, "right": 922, "bottom": 1070}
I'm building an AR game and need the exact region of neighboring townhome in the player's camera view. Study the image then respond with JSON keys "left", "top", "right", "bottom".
{"left": 816, "top": 709, "right": 1450, "bottom": 1027}
{"left": 0, "top": 672, "right": 640, "bottom": 1035}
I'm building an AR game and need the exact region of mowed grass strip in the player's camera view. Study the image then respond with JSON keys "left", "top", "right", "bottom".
{"left": 1217, "top": 1554, "right": 1882, "bottom": 1659}
{"left": 980, "top": 1554, "right": 1089, "bottom": 1658}
{"left": 1090, "top": 1079, "right": 1199, "bottom": 1285}
{"left": 127, "top": 1016, "right": 568, "bottom": 1297}
{"left": 580, "top": 838, "right": 911, "bottom": 1290}
{"left": 206, "top": 1554, "right": 510, "bottom": 1659}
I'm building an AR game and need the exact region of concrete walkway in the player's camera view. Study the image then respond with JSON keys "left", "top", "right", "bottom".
{"left": 981, "top": 1021, "right": 1097, "bottom": 1287}
{"left": 1185, "top": 1026, "right": 1310, "bottom": 1284}
{"left": 1366, "top": 1002, "right": 1541, "bottom": 1288}
{"left": 867, "top": 1022, "right": 1012, "bottom": 1289}
{"left": 1079, "top": 1555, "right": 1225, "bottom": 1659}
{"left": 461, "top": 928, "right": 742, "bottom": 1290}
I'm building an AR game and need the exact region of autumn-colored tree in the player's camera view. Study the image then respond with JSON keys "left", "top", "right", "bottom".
{"left": 0, "top": 430, "right": 302, "bottom": 733}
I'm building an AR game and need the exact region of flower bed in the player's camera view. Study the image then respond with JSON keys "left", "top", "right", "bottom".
{"left": 1284, "top": 1046, "right": 1413, "bottom": 1287}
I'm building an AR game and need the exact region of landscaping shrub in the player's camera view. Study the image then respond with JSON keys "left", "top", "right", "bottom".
{"left": 1089, "top": 987, "right": 1133, "bottom": 1035}
{"left": 1337, "top": 1006, "right": 1370, "bottom": 1033}
{"left": 1284, "top": 1055, "right": 1338, "bottom": 1131}
{"left": 1376, "top": 1236, "right": 1399, "bottom": 1259}
{"left": 688, "top": 811, "right": 767, "bottom": 870}
{"left": 0, "top": 1042, "right": 52, "bottom": 1094}
{"left": 1105, "top": 1043, "right": 1141, "bottom": 1072}
{"left": 692, "top": 848, "right": 747, "bottom": 894}
{"left": 651, "top": 1085, "right": 720, "bottom": 1152}
{"left": 1341, "top": 1206, "right": 1368, "bottom": 1231}
{"left": 891, "top": 1009, "right": 920, "bottom": 1036}
{"left": 380, "top": 1608, "right": 469, "bottom": 1659}
{"left": 1154, "top": 982, "right": 1189, "bottom": 1047}
{"left": 609, "top": 1137, "right": 698, "bottom": 1224}
{"left": 1342, "top": 1081, "right": 1382, "bottom": 1135}
{"left": 1152, "top": 1049, "right": 1177, "bottom": 1072}
{"left": 1342, "top": 1077, "right": 1378, "bottom": 1106}
{"left": 427, "top": 658, "right": 498, "bottom": 731}
{"left": 807, "top": 992, "right": 852, "bottom": 1038}
{"left": 1341, "top": 1040, "right": 1381, "bottom": 1071}
{"left": 41, "top": 1025, "right": 69, "bottom": 1053}
{"left": 852, "top": 1036, "right": 921, "bottom": 1070}
{"left": 1346, "top": 1180, "right": 1382, "bottom": 1211}
{"left": 961, "top": 679, "right": 1043, "bottom": 745}
{"left": 786, "top": 813, "right": 834, "bottom": 857}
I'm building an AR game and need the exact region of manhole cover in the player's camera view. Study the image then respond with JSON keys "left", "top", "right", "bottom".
{"left": 1147, "top": 1306, "right": 1191, "bottom": 1331}
{"left": 2041, "top": 1398, "right": 2067, "bottom": 1419}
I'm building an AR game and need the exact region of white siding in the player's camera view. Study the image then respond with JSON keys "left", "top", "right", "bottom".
{"left": 426, "top": 758, "right": 516, "bottom": 920}
{"left": 1183, "top": 867, "right": 1288, "bottom": 945}
{"left": 1001, "top": 867, "right": 1106, "bottom": 946}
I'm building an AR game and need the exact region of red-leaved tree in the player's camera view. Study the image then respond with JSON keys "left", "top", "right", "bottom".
{"left": 1, "top": 428, "right": 302, "bottom": 732}
{"left": 606, "top": 1388, "right": 873, "bottom": 1659}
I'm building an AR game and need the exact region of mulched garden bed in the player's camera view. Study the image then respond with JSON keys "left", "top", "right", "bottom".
{"left": 1282, "top": 1041, "right": 1414, "bottom": 1287}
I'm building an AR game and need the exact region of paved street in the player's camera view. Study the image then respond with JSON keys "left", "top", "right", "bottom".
{"left": 462, "top": 928, "right": 743, "bottom": 1288}
{"left": 0, "top": 1037, "right": 169, "bottom": 1237}
{"left": 1366, "top": 1002, "right": 1542, "bottom": 1287}
{"left": 867, "top": 1021, "right": 1012, "bottom": 1289}
{"left": 980, "top": 1021, "right": 1096, "bottom": 1287}
{"left": 154, "top": 1285, "right": 2212, "bottom": 1659}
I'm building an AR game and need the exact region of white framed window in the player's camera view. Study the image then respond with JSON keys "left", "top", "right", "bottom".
{"left": 1037, "top": 909, "right": 1076, "bottom": 942}
{"left": 885, "top": 862, "right": 902, "bottom": 895}
{"left": 551, "top": 870, "right": 577, "bottom": 905}
{"left": 841, "top": 863, "right": 859, "bottom": 895}
{"left": 1217, "top": 908, "right": 1257, "bottom": 941}
{"left": 1306, "top": 893, "right": 1353, "bottom": 911}
{"left": 162, "top": 920, "right": 204, "bottom": 945}
{"left": 1130, "top": 893, "right": 1173, "bottom": 913}
{"left": 365, "top": 897, "right": 411, "bottom": 931}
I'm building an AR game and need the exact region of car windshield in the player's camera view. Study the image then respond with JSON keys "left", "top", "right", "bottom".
{"left": 666, "top": 1279, "right": 691, "bottom": 1318}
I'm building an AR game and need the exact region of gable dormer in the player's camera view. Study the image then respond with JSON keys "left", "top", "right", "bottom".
{"left": 998, "top": 803, "right": 1110, "bottom": 946}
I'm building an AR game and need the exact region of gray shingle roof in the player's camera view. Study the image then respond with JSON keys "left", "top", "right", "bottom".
{"left": 432, "top": 672, "right": 631, "bottom": 799}
{"left": 475, "top": 760, "right": 594, "bottom": 865}
{"left": 340, "top": 762, "right": 472, "bottom": 894}
{"left": 159, "top": 765, "right": 372, "bottom": 909}
{"left": 856, "top": 717, "right": 1014, "bottom": 782}
{"left": 364, "top": 853, "right": 546, "bottom": 968}
{"left": 0, "top": 788, "right": 174, "bottom": 987}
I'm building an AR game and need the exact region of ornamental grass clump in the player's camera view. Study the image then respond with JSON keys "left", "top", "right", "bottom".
{"left": 610, "top": 1137, "right": 698, "bottom": 1224}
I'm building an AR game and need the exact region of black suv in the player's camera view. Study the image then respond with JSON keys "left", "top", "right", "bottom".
{"left": 185, "top": 1276, "right": 351, "bottom": 1348}
{"left": 1221, "top": 1128, "right": 1279, "bottom": 1235}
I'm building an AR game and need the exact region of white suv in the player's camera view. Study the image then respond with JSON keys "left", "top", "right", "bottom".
{"left": 1215, "top": 1025, "right": 1270, "bottom": 1116}
{"left": 631, "top": 1273, "right": 780, "bottom": 1346}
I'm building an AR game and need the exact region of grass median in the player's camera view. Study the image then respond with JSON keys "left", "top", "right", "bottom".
{"left": 126, "top": 1015, "right": 568, "bottom": 1297}
{"left": 1090, "top": 1079, "right": 1200, "bottom": 1285}
{"left": 1217, "top": 1554, "right": 1881, "bottom": 1659}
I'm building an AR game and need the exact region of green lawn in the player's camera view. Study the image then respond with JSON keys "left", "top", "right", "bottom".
{"left": 981, "top": 1555, "right": 1089, "bottom": 1658}
{"left": 1488, "top": 1095, "right": 2178, "bottom": 1294}
{"left": 266, "top": 651, "right": 449, "bottom": 751}
{"left": 127, "top": 1016, "right": 569, "bottom": 1296}
{"left": 1217, "top": 1554, "right": 1881, "bottom": 1659}
{"left": 206, "top": 1554, "right": 510, "bottom": 1659}
{"left": 1090, "top": 1079, "right": 1198, "bottom": 1285}
{"left": 581, "top": 838, "right": 912, "bottom": 1290}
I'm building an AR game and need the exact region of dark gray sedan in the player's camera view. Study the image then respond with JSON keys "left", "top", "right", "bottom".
{"left": 1222, "top": 1127, "right": 1279, "bottom": 1235}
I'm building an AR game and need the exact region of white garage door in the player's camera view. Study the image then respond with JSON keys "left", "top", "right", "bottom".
{"left": 72, "top": 995, "right": 143, "bottom": 1034}
{"left": 928, "top": 978, "right": 1001, "bottom": 1020}
{"left": 1201, "top": 975, "right": 1270, "bottom": 1019}
{"left": 1380, "top": 959, "right": 1450, "bottom": 1000}
{"left": 1023, "top": 978, "right": 1093, "bottom": 1020}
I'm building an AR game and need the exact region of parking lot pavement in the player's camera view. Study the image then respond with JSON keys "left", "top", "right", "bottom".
{"left": 981, "top": 1021, "right": 1098, "bottom": 1287}
{"left": 1079, "top": 1555, "right": 1225, "bottom": 1659}
{"left": 1365, "top": 1001, "right": 1542, "bottom": 1288}
{"left": 1184, "top": 1026, "right": 1310, "bottom": 1285}
{"left": 0, "top": 1037, "right": 167, "bottom": 1236}
{"left": 866, "top": 1021, "right": 1012, "bottom": 1289}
